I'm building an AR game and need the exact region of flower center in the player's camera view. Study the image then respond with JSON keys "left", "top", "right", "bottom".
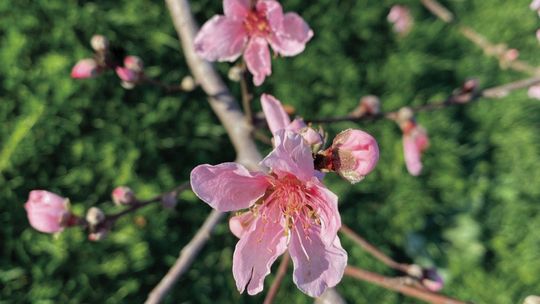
{"left": 254, "top": 174, "right": 321, "bottom": 237}
{"left": 244, "top": 10, "right": 270, "bottom": 36}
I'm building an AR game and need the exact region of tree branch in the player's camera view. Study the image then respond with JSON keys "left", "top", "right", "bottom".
{"left": 344, "top": 266, "right": 468, "bottom": 304}
{"left": 263, "top": 252, "right": 290, "bottom": 304}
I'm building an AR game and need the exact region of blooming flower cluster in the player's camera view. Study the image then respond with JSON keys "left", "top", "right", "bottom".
{"left": 194, "top": 0, "right": 313, "bottom": 86}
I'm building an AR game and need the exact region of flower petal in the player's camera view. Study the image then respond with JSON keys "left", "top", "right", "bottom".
{"left": 194, "top": 16, "right": 248, "bottom": 62}
{"left": 71, "top": 58, "right": 100, "bottom": 79}
{"left": 403, "top": 135, "right": 422, "bottom": 176}
{"left": 190, "top": 163, "right": 270, "bottom": 212}
{"left": 257, "top": 0, "right": 284, "bottom": 31}
{"left": 261, "top": 94, "right": 291, "bottom": 134}
{"left": 224, "top": 0, "right": 249, "bottom": 19}
{"left": 289, "top": 224, "right": 347, "bottom": 297}
{"left": 262, "top": 130, "right": 315, "bottom": 181}
{"left": 229, "top": 212, "right": 256, "bottom": 239}
{"left": 309, "top": 181, "right": 341, "bottom": 246}
{"left": 244, "top": 37, "right": 272, "bottom": 86}
{"left": 233, "top": 205, "right": 287, "bottom": 295}
{"left": 268, "top": 13, "right": 314, "bottom": 56}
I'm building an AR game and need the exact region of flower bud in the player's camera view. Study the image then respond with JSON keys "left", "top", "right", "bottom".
{"left": 403, "top": 125, "right": 429, "bottom": 176}
{"left": 327, "top": 129, "right": 379, "bottom": 183}
{"left": 504, "top": 48, "right": 519, "bottom": 62}
{"left": 24, "top": 190, "right": 71, "bottom": 234}
{"left": 71, "top": 58, "right": 100, "bottom": 79}
{"left": 388, "top": 5, "right": 413, "bottom": 35}
{"left": 228, "top": 65, "right": 243, "bottom": 82}
{"left": 90, "top": 35, "right": 109, "bottom": 52}
{"left": 421, "top": 268, "right": 444, "bottom": 292}
{"left": 528, "top": 85, "right": 540, "bottom": 100}
{"left": 115, "top": 56, "right": 144, "bottom": 88}
{"left": 112, "top": 186, "right": 136, "bottom": 206}
{"left": 88, "top": 229, "right": 108, "bottom": 242}
{"left": 124, "top": 56, "right": 144, "bottom": 72}
{"left": 180, "top": 75, "right": 197, "bottom": 91}
{"left": 161, "top": 192, "right": 178, "bottom": 209}
{"left": 536, "top": 29, "right": 540, "bottom": 43}
{"left": 352, "top": 95, "right": 381, "bottom": 117}
{"left": 85, "top": 207, "right": 105, "bottom": 227}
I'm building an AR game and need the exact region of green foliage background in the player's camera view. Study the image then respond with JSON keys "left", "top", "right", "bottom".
{"left": 1, "top": 0, "right": 539, "bottom": 303}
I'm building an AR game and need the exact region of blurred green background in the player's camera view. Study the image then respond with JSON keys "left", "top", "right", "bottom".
{"left": 1, "top": 0, "right": 539, "bottom": 303}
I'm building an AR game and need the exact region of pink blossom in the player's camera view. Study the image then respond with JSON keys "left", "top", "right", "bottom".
{"left": 403, "top": 124, "right": 429, "bottom": 176}
{"left": 327, "top": 129, "right": 379, "bottom": 183}
{"left": 194, "top": 0, "right": 314, "bottom": 86}
{"left": 115, "top": 56, "right": 144, "bottom": 85}
{"left": 190, "top": 131, "right": 347, "bottom": 297}
{"left": 71, "top": 58, "right": 101, "bottom": 79}
{"left": 531, "top": 0, "right": 540, "bottom": 14}
{"left": 504, "top": 48, "right": 519, "bottom": 62}
{"left": 528, "top": 84, "right": 540, "bottom": 100}
{"left": 261, "top": 94, "right": 323, "bottom": 146}
{"left": 387, "top": 5, "right": 413, "bottom": 35}
{"left": 112, "top": 186, "right": 136, "bottom": 206}
{"left": 24, "top": 190, "right": 70, "bottom": 233}
{"left": 421, "top": 268, "right": 444, "bottom": 292}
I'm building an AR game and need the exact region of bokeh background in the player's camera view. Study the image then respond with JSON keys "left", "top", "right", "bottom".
{"left": 1, "top": 0, "right": 539, "bottom": 303}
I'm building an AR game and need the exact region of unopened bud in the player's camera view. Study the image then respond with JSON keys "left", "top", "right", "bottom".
{"left": 352, "top": 95, "right": 381, "bottom": 117}
{"left": 90, "top": 35, "right": 109, "bottom": 52}
{"left": 161, "top": 192, "right": 178, "bottom": 209}
{"left": 228, "top": 65, "right": 243, "bottom": 82}
{"left": 71, "top": 58, "right": 100, "bottom": 79}
{"left": 112, "top": 186, "right": 136, "bottom": 206}
{"left": 421, "top": 268, "right": 444, "bottom": 292}
{"left": 180, "top": 75, "right": 197, "bottom": 91}
{"left": 406, "top": 264, "right": 423, "bottom": 279}
{"left": 124, "top": 56, "right": 143, "bottom": 72}
{"left": 504, "top": 48, "right": 519, "bottom": 62}
{"left": 397, "top": 107, "right": 414, "bottom": 122}
{"left": 85, "top": 207, "right": 105, "bottom": 227}
{"left": 88, "top": 229, "right": 108, "bottom": 241}
{"left": 326, "top": 129, "right": 379, "bottom": 184}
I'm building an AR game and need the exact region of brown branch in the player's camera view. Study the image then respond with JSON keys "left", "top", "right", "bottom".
{"left": 340, "top": 224, "right": 409, "bottom": 273}
{"left": 145, "top": 210, "right": 225, "bottom": 304}
{"left": 345, "top": 266, "right": 468, "bottom": 304}
{"left": 263, "top": 252, "right": 290, "bottom": 304}
{"left": 307, "top": 75, "right": 540, "bottom": 124}
{"left": 421, "top": 0, "right": 540, "bottom": 75}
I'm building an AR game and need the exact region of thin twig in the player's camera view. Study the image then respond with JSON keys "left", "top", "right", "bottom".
{"left": 142, "top": 76, "right": 184, "bottom": 93}
{"left": 263, "top": 252, "right": 290, "bottom": 304}
{"left": 145, "top": 210, "right": 225, "bottom": 304}
{"left": 307, "top": 75, "right": 540, "bottom": 124}
{"left": 340, "top": 224, "right": 409, "bottom": 273}
{"left": 344, "top": 266, "right": 468, "bottom": 304}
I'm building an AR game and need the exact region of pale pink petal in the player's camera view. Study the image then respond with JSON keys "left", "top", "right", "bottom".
{"left": 268, "top": 13, "right": 314, "bottom": 56}
{"left": 229, "top": 212, "right": 256, "bottom": 238}
{"left": 233, "top": 205, "right": 287, "bottom": 295}
{"left": 287, "top": 118, "right": 307, "bottom": 132}
{"left": 194, "top": 16, "right": 248, "bottom": 62}
{"left": 224, "top": 0, "right": 249, "bottom": 19}
{"left": 115, "top": 67, "right": 139, "bottom": 83}
{"left": 309, "top": 181, "right": 341, "bottom": 246}
{"left": 190, "top": 163, "right": 270, "bottom": 212}
{"left": 403, "top": 135, "right": 422, "bottom": 176}
{"left": 261, "top": 94, "right": 291, "bottom": 134}
{"left": 71, "top": 58, "right": 100, "bottom": 79}
{"left": 531, "top": 0, "right": 540, "bottom": 11}
{"left": 331, "top": 129, "right": 379, "bottom": 183}
{"left": 528, "top": 85, "right": 540, "bottom": 99}
{"left": 257, "top": 0, "right": 284, "bottom": 31}
{"left": 244, "top": 37, "right": 272, "bottom": 86}
{"left": 262, "top": 130, "right": 315, "bottom": 181}
{"left": 289, "top": 225, "right": 347, "bottom": 297}
{"left": 25, "top": 190, "right": 69, "bottom": 234}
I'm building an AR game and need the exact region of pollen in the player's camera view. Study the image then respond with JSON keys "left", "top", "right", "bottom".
{"left": 244, "top": 10, "right": 270, "bottom": 36}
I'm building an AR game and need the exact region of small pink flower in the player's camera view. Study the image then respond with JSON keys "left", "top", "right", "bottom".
{"left": 261, "top": 94, "right": 323, "bottom": 146}
{"left": 531, "top": 0, "right": 540, "bottom": 13}
{"left": 421, "top": 268, "right": 444, "bottom": 292}
{"left": 191, "top": 131, "right": 347, "bottom": 297}
{"left": 387, "top": 5, "right": 413, "bottom": 35}
{"left": 71, "top": 58, "right": 101, "bottom": 79}
{"left": 504, "top": 48, "right": 519, "bottom": 62}
{"left": 112, "top": 186, "right": 136, "bottom": 206}
{"left": 24, "top": 190, "right": 70, "bottom": 233}
{"left": 194, "top": 0, "right": 314, "bottom": 86}
{"left": 327, "top": 129, "right": 379, "bottom": 183}
{"left": 115, "top": 56, "right": 144, "bottom": 85}
{"left": 403, "top": 123, "right": 429, "bottom": 176}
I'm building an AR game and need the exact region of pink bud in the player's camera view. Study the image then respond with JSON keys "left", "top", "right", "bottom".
{"left": 536, "top": 29, "right": 540, "bottom": 42}
{"left": 124, "top": 56, "right": 143, "bottom": 72}
{"left": 112, "top": 186, "right": 136, "bottom": 206}
{"left": 388, "top": 5, "right": 413, "bottom": 35}
{"left": 299, "top": 126, "right": 323, "bottom": 147}
{"left": 115, "top": 67, "right": 139, "bottom": 83}
{"left": 421, "top": 268, "right": 444, "bottom": 292}
{"left": 403, "top": 125, "right": 429, "bottom": 176}
{"left": 329, "top": 129, "right": 379, "bottom": 183}
{"left": 504, "top": 48, "right": 519, "bottom": 62}
{"left": 161, "top": 192, "right": 178, "bottom": 209}
{"left": 528, "top": 85, "right": 540, "bottom": 100}
{"left": 24, "top": 190, "right": 70, "bottom": 233}
{"left": 531, "top": 0, "right": 540, "bottom": 12}
{"left": 90, "top": 35, "right": 109, "bottom": 52}
{"left": 71, "top": 58, "right": 100, "bottom": 79}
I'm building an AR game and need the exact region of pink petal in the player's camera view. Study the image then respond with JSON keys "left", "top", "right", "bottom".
{"left": 115, "top": 67, "right": 139, "bottom": 83}
{"left": 224, "top": 0, "right": 249, "bottom": 19}
{"left": 257, "top": 0, "right": 284, "bottom": 31}
{"left": 71, "top": 58, "right": 100, "bottom": 79}
{"left": 194, "top": 16, "right": 248, "bottom": 62}
{"left": 262, "top": 130, "right": 315, "bottom": 182}
{"left": 309, "top": 181, "right": 341, "bottom": 245}
{"left": 403, "top": 135, "right": 422, "bottom": 176}
{"left": 190, "top": 163, "right": 270, "bottom": 212}
{"left": 289, "top": 225, "right": 347, "bottom": 297}
{"left": 268, "top": 13, "right": 314, "bottom": 56}
{"left": 244, "top": 37, "right": 272, "bottom": 86}
{"left": 287, "top": 118, "right": 307, "bottom": 132}
{"left": 229, "top": 212, "right": 256, "bottom": 238}
{"left": 528, "top": 85, "right": 540, "bottom": 100}
{"left": 531, "top": 0, "right": 540, "bottom": 11}
{"left": 24, "top": 190, "right": 69, "bottom": 234}
{"left": 261, "top": 94, "right": 291, "bottom": 134}
{"left": 232, "top": 205, "right": 287, "bottom": 295}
